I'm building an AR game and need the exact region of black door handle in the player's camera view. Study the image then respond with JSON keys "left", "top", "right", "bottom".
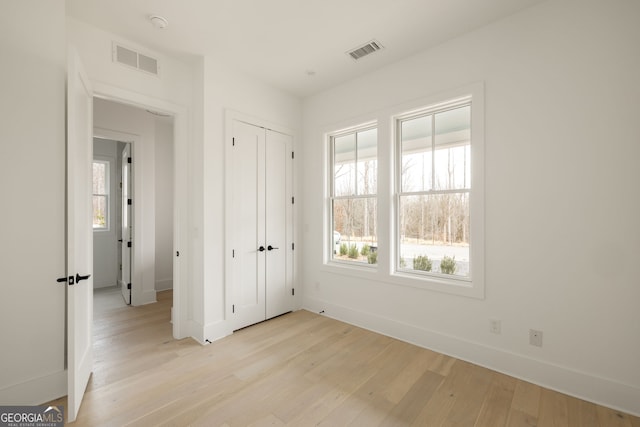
{"left": 267, "top": 245, "right": 279, "bottom": 251}
{"left": 57, "top": 275, "right": 75, "bottom": 285}
{"left": 258, "top": 246, "right": 265, "bottom": 252}
{"left": 75, "top": 273, "right": 91, "bottom": 283}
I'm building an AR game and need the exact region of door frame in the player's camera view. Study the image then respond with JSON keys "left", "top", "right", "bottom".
{"left": 120, "top": 142, "right": 132, "bottom": 304}
{"left": 93, "top": 129, "right": 140, "bottom": 304}
{"left": 224, "top": 110, "right": 296, "bottom": 330}
{"left": 92, "top": 83, "right": 189, "bottom": 340}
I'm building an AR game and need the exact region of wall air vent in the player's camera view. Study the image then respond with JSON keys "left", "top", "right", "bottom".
{"left": 347, "top": 39, "right": 384, "bottom": 61}
{"left": 112, "top": 43, "right": 160, "bottom": 76}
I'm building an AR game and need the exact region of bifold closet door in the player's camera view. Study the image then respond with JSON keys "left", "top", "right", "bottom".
{"left": 231, "top": 120, "right": 266, "bottom": 328}
{"left": 265, "top": 129, "right": 293, "bottom": 319}
{"left": 230, "top": 121, "right": 293, "bottom": 330}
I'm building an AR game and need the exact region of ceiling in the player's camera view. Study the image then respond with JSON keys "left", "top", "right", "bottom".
{"left": 66, "top": 0, "right": 544, "bottom": 98}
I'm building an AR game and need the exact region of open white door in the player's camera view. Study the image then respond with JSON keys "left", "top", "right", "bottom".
{"left": 121, "top": 143, "right": 132, "bottom": 304}
{"left": 66, "top": 48, "right": 93, "bottom": 423}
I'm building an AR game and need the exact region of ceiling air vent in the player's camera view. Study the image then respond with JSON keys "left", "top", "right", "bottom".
{"left": 347, "top": 39, "right": 384, "bottom": 61}
{"left": 113, "top": 43, "right": 160, "bottom": 76}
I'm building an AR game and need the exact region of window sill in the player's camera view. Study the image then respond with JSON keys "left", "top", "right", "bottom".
{"left": 321, "top": 260, "right": 484, "bottom": 299}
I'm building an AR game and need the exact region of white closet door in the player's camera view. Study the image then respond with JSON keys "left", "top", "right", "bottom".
{"left": 231, "top": 120, "right": 266, "bottom": 328}
{"left": 265, "top": 130, "right": 293, "bottom": 319}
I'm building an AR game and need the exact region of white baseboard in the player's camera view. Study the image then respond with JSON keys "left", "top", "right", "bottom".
{"left": 0, "top": 370, "right": 66, "bottom": 405}
{"left": 155, "top": 278, "right": 173, "bottom": 291}
{"left": 203, "top": 320, "right": 233, "bottom": 345}
{"left": 94, "top": 281, "right": 116, "bottom": 289}
{"left": 138, "top": 289, "right": 157, "bottom": 306}
{"left": 303, "top": 296, "right": 640, "bottom": 417}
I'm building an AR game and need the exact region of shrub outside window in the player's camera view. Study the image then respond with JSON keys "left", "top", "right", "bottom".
{"left": 330, "top": 126, "right": 378, "bottom": 265}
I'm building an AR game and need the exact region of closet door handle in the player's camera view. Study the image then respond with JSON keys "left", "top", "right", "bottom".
{"left": 258, "top": 246, "right": 266, "bottom": 252}
{"left": 267, "top": 245, "right": 279, "bottom": 251}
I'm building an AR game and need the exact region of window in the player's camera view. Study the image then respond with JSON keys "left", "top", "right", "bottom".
{"left": 323, "top": 85, "right": 483, "bottom": 297}
{"left": 93, "top": 160, "right": 109, "bottom": 229}
{"left": 396, "top": 99, "right": 473, "bottom": 280}
{"left": 329, "top": 125, "right": 378, "bottom": 265}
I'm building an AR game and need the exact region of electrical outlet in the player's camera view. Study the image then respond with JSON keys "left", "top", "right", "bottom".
{"left": 490, "top": 319, "right": 501, "bottom": 334}
{"left": 529, "top": 329, "right": 543, "bottom": 347}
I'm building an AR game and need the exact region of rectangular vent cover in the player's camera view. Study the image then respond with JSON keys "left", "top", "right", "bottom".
{"left": 113, "top": 43, "right": 159, "bottom": 76}
{"left": 347, "top": 40, "right": 384, "bottom": 60}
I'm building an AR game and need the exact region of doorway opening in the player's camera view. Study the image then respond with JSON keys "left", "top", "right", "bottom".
{"left": 91, "top": 98, "right": 175, "bottom": 318}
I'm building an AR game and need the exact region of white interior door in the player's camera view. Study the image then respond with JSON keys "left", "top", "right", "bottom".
{"left": 265, "top": 130, "right": 293, "bottom": 319}
{"left": 66, "top": 48, "right": 93, "bottom": 423}
{"left": 121, "top": 143, "right": 132, "bottom": 304}
{"left": 231, "top": 121, "right": 266, "bottom": 328}
{"left": 230, "top": 120, "right": 293, "bottom": 330}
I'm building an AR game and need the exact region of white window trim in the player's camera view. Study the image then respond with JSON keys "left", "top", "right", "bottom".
{"left": 326, "top": 121, "right": 378, "bottom": 269}
{"left": 93, "top": 158, "right": 111, "bottom": 232}
{"left": 322, "top": 82, "right": 485, "bottom": 299}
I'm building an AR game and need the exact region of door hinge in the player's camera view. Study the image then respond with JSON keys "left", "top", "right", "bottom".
{"left": 127, "top": 241, "right": 132, "bottom": 248}
{"left": 232, "top": 249, "right": 235, "bottom": 258}
{"left": 176, "top": 251, "right": 180, "bottom": 257}
{"left": 127, "top": 198, "right": 132, "bottom": 205}
{"left": 232, "top": 304, "right": 235, "bottom": 314}
{"left": 292, "top": 288, "right": 295, "bottom": 296}
{"left": 127, "top": 283, "right": 131, "bottom": 290}
{"left": 291, "top": 197, "right": 294, "bottom": 204}
{"left": 292, "top": 151, "right": 294, "bottom": 159}
{"left": 127, "top": 157, "right": 132, "bottom": 164}
{"left": 292, "top": 243, "right": 295, "bottom": 250}
{"left": 232, "top": 137, "right": 235, "bottom": 147}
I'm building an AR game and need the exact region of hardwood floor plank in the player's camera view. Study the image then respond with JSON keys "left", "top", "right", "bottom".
{"left": 474, "top": 372, "right": 517, "bottom": 427}
{"left": 441, "top": 361, "right": 494, "bottom": 427}
{"left": 511, "top": 379, "right": 542, "bottom": 418}
{"left": 538, "top": 388, "right": 569, "bottom": 427}
{"left": 596, "top": 405, "right": 634, "bottom": 427}
{"left": 46, "top": 291, "right": 640, "bottom": 426}
{"left": 506, "top": 408, "right": 538, "bottom": 427}
{"left": 377, "top": 369, "right": 444, "bottom": 426}
{"left": 566, "top": 395, "right": 600, "bottom": 427}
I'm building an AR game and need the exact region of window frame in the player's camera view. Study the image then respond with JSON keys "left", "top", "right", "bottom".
{"left": 93, "top": 159, "right": 110, "bottom": 231}
{"left": 322, "top": 83, "right": 484, "bottom": 299}
{"left": 327, "top": 122, "right": 378, "bottom": 269}
{"left": 395, "top": 99, "right": 472, "bottom": 282}
{"left": 391, "top": 88, "right": 484, "bottom": 298}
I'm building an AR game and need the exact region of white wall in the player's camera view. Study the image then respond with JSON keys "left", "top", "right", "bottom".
{"left": 93, "top": 138, "right": 118, "bottom": 288}
{"left": 155, "top": 120, "right": 174, "bottom": 291}
{"left": 66, "top": 18, "right": 193, "bottom": 109}
{"left": 0, "top": 0, "right": 67, "bottom": 404}
{"left": 68, "top": 19, "right": 194, "bottom": 336}
{"left": 199, "top": 58, "right": 303, "bottom": 342}
{"left": 301, "top": 0, "right": 640, "bottom": 416}
{"left": 94, "top": 98, "right": 157, "bottom": 305}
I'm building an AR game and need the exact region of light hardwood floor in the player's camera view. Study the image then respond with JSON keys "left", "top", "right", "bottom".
{"left": 49, "top": 290, "right": 640, "bottom": 426}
